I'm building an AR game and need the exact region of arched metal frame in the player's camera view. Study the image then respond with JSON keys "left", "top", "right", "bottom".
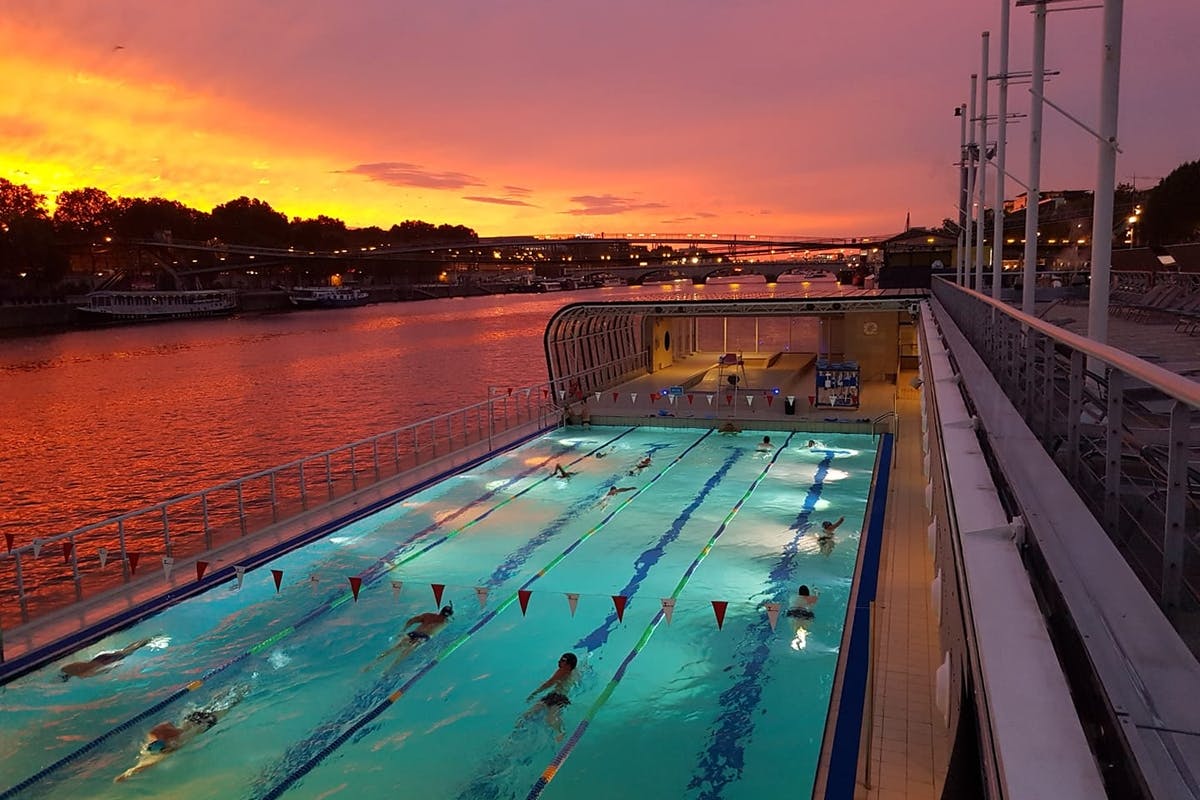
{"left": 544, "top": 288, "right": 929, "bottom": 404}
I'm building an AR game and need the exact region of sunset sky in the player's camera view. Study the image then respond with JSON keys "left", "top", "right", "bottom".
{"left": 1, "top": 1, "right": 1195, "bottom": 237}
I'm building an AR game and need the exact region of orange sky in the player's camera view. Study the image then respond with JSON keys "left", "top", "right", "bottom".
{"left": 1, "top": 2, "right": 1196, "bottom": 237}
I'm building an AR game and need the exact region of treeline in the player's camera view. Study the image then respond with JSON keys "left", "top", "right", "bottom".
{"left": 0, "top": 178, "right": 479, "bottom": 286}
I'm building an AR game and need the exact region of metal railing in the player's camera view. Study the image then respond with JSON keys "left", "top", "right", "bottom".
{"left": 932, "top": 278, "right": 1200, "bottom": 633}
{"left": 0, "top": 384, "right": 557, "bottom": 635}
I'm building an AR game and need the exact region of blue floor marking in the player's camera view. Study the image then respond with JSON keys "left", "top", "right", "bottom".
{"left": 685, "top": 450, "right": 838, "bottom": 800}
{"left": 576, "top": 448, "right": 744, "bottom": 653}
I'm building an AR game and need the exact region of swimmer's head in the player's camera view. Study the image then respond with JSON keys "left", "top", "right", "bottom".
{"left": 807, "top": 440, "right": 816, "bottom": 447}
{"left": 440, "top": 604, "right": 454, "bottom": 617}
{"left": 146, "top": 739, "right": 167, "bottom": 754}
{"left": 559, "top": 652, "right": 578, "bottom": 669}
{"left": 798, "top": 585, "right": 811, "bottom": 597}
{"left": 58, "top": 672, "right": 71, "bottom": 683}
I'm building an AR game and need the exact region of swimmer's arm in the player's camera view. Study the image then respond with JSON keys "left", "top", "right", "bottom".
{"left": 115, "top": 750, "right": 165, "bottom": 782}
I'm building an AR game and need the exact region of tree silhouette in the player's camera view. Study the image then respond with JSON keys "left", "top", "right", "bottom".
{"left": 1143, "top": 160, "right": 1200, "bottom": 245}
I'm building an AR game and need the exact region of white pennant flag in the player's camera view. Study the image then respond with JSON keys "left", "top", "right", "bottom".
{"left": 594, "top": 391, "right": 601, "bottom": 402}
{"left": 33, "top": 538, "right": 44, "bottom": 558}
{"left": 661, "top": 598, "right": 676, "bottom": 625}
{"left": 557, "top": 389, "right": 566, "bottom": 400}
{"left": 234, "top": 565, "right": 247, "bottom": 590}
{"left": 162, "top": 556, "right": 175, "bottom": 580}
{"left": 310, "top": 574, "right": 321, "bottom": 591}
{"left": 630, "top": 392, "right": 638, "bottom": 403}
{"left": 566, "top": 592, "right": 580, "bottom": 617}
{"left": 706, "top": 395, "right": 714, "bottom": 405}
{"left": 524, "top": 388, "right": 532, "bottom": 399}
{"left": 391, "top": 580, "right": 404, "bottom": 600}
{"left": 98, "top": 546, "right": 109, "bottom": 568}
{"left": 765, "top": 602, "right": 781, "bottom": 631}
{"left": 669, "top": 395, "right": 676, "bottom": 405}
{"left": 745, "top": 395, "right": 754, "bottom": 407}
{"left": 475, "top": 586, "right": 489, "bottom": 608}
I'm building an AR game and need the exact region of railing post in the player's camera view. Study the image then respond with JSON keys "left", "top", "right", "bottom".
{"left": 14, "top": 554, "right": 29, "bottom": 622}
{"left": 1162, "top": 402, "right": 1190, "bottom": 610}
{"left": 202, "top": 492, "right": 212, "bottom": 549}
{"left": 393, "top": 431, "right": 401, "bottom": 474}
{"left": 1067, "top": 350, "right": 1084, "bottom": 481}
{"left": 236, "top": 482, "right": 248, "bottom": 537}
{"left": 372, "top": 439, "right": 381, "bottom": 483}
{"left": 299, "top": 462, "right": 308, "bottom": 510}
{"left": 1040, "top": 335, "right": 1055, "bottom": 444}
{"left": 161, "top": 505, "right": 172, "bottom": 557}
{"left": 269, "top": 473, "right": 278, "bottom": 523}
{"left": 1103, "top": 370, "right": 1124, "bottom": 534}
{"left": 350, "top": 447, "right": 358, "bottom": 491}
{"left": 118, "top": 519, "right": 130, "bottom": 582}
{"left": 325, "top": 454, "right": 334, "bottom": 501}
{"left": 70, "top": 536, "right": 82, "bottom": 601}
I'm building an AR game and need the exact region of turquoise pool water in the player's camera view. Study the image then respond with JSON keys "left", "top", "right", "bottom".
{"left": 0, "top": 426, "right": 876, "bottom": 800}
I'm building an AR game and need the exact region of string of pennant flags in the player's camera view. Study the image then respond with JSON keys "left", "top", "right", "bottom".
{"left": 491, "top": 387, "right": 786, "bottom": 407}
{"left": 3, "top": 535, "right": 795, "bottom": 632}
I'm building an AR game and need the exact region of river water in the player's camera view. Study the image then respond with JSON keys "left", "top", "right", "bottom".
{"left": 0, "top": 289, "right": 635, "bottom": 543}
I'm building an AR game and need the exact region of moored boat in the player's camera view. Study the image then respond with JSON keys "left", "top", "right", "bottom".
{"left": 75, "top": 289, "right": 239, "bottom": 324}
{"left": 288, "top": 286, "right": 371, "bottom": 308}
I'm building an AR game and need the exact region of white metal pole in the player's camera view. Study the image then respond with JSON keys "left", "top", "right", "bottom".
{"left": 1023, "top": 1, "right": 1047, "bottom": 316}
{"left": 975, "top": 32, "right": 990, "bottom": 294}
{"left": 1087, "top": 0, "right": 1123, "bottom": 347}
{"left": 965, "top": 75, "right": 978, "bottom": 289}
{"left": 992, "top": 5, "right": 1010, "bottom": 301}
{"left": 959, "top": 103, "right": 968, "bottom": 284}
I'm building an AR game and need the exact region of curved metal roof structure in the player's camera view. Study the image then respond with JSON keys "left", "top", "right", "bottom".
{"left": 543, "top": 286, "right": 928, "bottom": 401}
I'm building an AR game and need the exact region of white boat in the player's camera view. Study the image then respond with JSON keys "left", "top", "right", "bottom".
{"left": 76, "top": 289, "right": 238, "bottom": 324}
{"left": 288, "top": 286, "right": 371, "bottom": 308}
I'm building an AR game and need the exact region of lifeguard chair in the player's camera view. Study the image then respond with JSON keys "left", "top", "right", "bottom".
{"left": 716, "top": 352, "right": 746, "bottom": 386}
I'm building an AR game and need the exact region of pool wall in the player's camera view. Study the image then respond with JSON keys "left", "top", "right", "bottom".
{"left": 813, "top": 433, "right": 894, "bottom": 799}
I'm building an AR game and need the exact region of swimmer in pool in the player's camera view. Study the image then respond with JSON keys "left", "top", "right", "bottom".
{"left": 756, "top": 436, "right": 773, "bottom": 453}
{"left": 520, "top": 652, "right": 579, "bottom": 741}
{"left": 115, "top": 684, "right": 249, "bottom": 782}
{"left": 817, "top": 516, "right": 845, "bottom": 556}
{"left": 786, "top": 585, "right": 819, "bottom": 651}
{"left": 59, "top": 637, "right": 154, "bottom": 681}
{"left": 597, "top": 485, "right": 637, "bottom": 510}
{"left": 372, "top": 604, "right": 454, "bottom": 668}
{"left": 627, "top": 455, "right": 652, "bottom": 476}
{"left": 553, "top": 463, "right": 576, "bottom": 479}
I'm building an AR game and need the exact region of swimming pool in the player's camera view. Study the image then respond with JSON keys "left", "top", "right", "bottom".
{"left": 0, "top": 426, "right": 877, "bottom": 800}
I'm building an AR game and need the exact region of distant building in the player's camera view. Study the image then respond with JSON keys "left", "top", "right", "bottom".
{"left": 877, "top": 228, "right": 957, "bottom": 289}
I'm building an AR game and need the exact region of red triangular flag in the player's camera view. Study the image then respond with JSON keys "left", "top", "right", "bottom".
{"left": 128, "top": 552, "right": 141, "bottom": 575}
{"left": 507, "top": 387, "right": 513, "bottom": 396}
{"left": 566, "top": 592, "right": 579, "bottom": 616}
{"left": 712, "top": 600, "right": 728, "bottom": 630}
{"left": 687, "top": 394, "right": 694, "bottom": 405}
{"left": 518, "top": 588, "right": 532, "bottom": 615}
{"left": 4, "top": 533, "right": 14, "bottom": 551}
{"left": 612, "top": 595, "right": 628, "bottom": 622}
{"left": 650, "top": 393, "right": 658, "bottom": 403}
{"left": 766, "top": 395, "right": 774, "bottom": 406}
{"left": 62, "top": 541, "right": 74, "bottom": 563}
{"left": 196, "top": 561, "right": 209, "bottom": 581}
{"left": 432, "top": 583, "right": 445, "bottom": 606}
{"left": 765, "top": 602, "right": 781, "bottom": 631}
{"left": 542, "top": 388, "right": 549, "bottom": 398}
{"left": 612, "top": 392, "right": 619, "bottom": 402}
{"left": 725, "top": 394, "right": 733, "bottom": 405}
{"left": 349, "top": 576, "right": 362, "bottom": 601}
{"left": 272, "top": 569, "right": 283, "bottom": 592}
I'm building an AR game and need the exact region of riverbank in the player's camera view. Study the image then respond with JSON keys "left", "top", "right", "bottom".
{"left": 0, "top": 283, "right": 529, "bottom": 334}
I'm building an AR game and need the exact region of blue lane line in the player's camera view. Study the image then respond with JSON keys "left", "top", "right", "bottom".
{"left": 685, "top": 447, "right": 841, "bottom": 800}
{"left": 824, "top": 434, "right": 892, "bottom": 800}
{"left": 249, "top": 430, "right": 715, "bottom": 800}
{"left": 0, "top": 431, "right": 636, "bottom": 799}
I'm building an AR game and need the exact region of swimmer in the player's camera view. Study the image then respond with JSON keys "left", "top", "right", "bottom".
{"left": 372, "top": 604, "right": 454, "bottom": 668}
{"left": 597, "top": 485, "right": 637, "bottom": 510}
{"left": 816, "top": 516, "right": 845, "bottom": 556}
{"left": 786, "top": 585, "right": 819, "bottom": 651}
{"left": 719, "top": 421, "right": 742, "bottom": 435}
{"left": 115, "top": 684, "right": 249, "bottom": 782}
{"left": 520, "top": 652, "right": 579, "bottom": 741}
{"left": 553, "top": 463, "right": 576, "bottom": 479}
{"left": 756, "top": 436, "right": 773, "bottom": 452}
{"left": 59, "top": 637, "right": 154, "bottom": 681}
{"left": 627, "top": 455, "right": 652, "bottom": 476}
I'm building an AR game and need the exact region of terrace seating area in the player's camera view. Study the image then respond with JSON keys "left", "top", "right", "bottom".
{"left": 1107, "top": 277, "right": 1200, "bottom": 334}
